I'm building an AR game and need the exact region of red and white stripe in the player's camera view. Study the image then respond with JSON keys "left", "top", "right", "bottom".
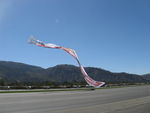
{"left": 29, "top": 38, "right": 105, "bottom": 88}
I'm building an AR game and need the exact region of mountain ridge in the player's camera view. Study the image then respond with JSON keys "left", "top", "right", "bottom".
{"left": 143, "top": 74, "right": 150, "bottom": 81}
{"left": 0, "top": 61, "right": 149, "bottom": 84}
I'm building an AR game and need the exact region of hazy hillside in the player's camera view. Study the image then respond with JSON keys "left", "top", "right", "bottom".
{"left": 0, "top": 61, "right": 149, "bottom": 84}
{"left": 143, "top": 74, "right": 150, "bottom": 80}
{"left": 0, "top": 61, "right": 47, "bottom": 82}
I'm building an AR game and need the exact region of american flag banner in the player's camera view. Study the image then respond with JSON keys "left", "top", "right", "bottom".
{"left": 28, "top": 37, "right": 105, "bottom": 88}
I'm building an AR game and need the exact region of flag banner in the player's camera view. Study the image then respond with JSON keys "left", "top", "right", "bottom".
{"left": 28, "top": 37, "right": 105, "bottom": 88}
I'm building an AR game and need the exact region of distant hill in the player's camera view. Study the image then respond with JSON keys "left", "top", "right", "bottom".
{"left": 0, "top": 61, "right": 46, "bottom": 82}
{"left": 0, "top": 61, "right": 149, "bottom": 84}
{"left": 143, "top": 74, "right": 150, "bottom": 81}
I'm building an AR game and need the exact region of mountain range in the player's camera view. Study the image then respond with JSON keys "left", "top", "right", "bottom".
{"left": 143, "top": 74, "right": 150, "bottom": 81}
{"left": 0, "top": 61, "right": 149, "bottom": 84}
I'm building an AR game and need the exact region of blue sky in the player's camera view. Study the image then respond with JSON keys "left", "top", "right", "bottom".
{"left": 0, "top": 0, "right": 150, "bottom": 74}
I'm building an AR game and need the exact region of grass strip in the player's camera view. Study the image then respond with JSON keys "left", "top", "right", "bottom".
{"left": 0, "top": 85, "right": 149, "bottom": 93}
{"left": 0, "top": 88, "right": 92, "bottom": 93}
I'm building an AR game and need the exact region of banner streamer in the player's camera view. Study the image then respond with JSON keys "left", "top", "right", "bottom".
{"left": 28, "top": 37, "right": 105, "bottom": 88}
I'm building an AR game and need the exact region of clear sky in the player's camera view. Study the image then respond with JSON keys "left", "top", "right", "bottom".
{"left": 0, "top": 0, "right": 149, "bottom": 74}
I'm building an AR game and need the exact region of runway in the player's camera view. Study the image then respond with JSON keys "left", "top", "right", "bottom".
{"left": 0, "top": 85, "right": 150, "bottom": 113}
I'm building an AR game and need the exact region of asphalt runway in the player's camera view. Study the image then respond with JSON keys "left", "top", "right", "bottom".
{"left": 0, "top": 85, "right": 150, "bottom": 113}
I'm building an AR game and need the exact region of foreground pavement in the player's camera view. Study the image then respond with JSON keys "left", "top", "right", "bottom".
{"left": 0, "top": 85, "right": 150, "bottom": 113}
